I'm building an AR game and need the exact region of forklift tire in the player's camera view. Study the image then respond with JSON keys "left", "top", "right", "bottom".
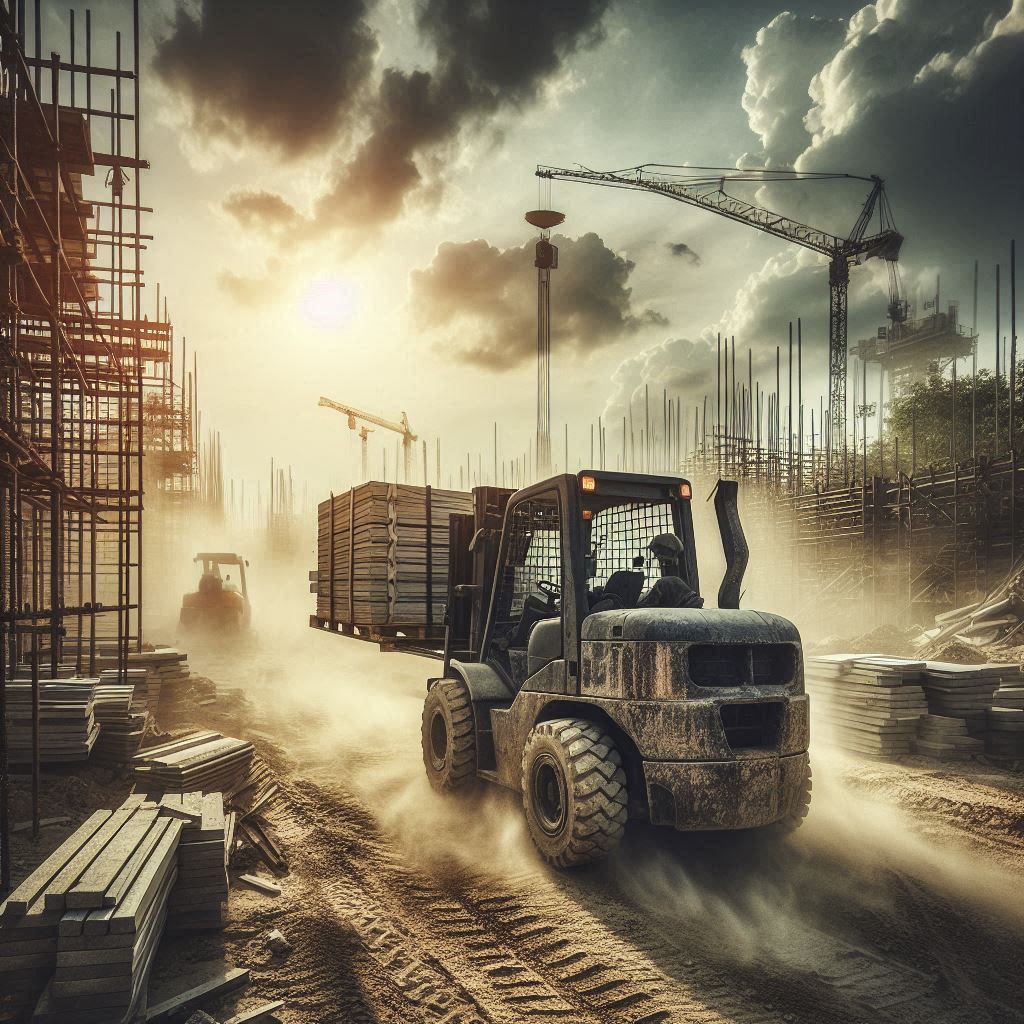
{"left": 521, "top": 719, "right": 628, "bottom": 868}
{"left": 772, "top": 760, "right": 812, "bottom": 835}
{"left": 422, "top": 679, "right": 477, "bottom": 792}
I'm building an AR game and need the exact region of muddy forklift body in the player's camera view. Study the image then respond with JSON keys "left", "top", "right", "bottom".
{"left": 180, "top": 552, "right": 252, "bottom": 634}
{"left": 424, "top": 471, "right": 810, "bottom": 866}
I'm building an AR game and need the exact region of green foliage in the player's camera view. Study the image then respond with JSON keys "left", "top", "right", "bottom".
{"left": 864, "top": 367, "right": 1022, "bottom": 479}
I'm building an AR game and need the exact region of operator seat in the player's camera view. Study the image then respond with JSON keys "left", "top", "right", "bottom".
{"left": 601, "top": 569, "right": 645, "bottom": 608}
{"left": 527, "top": 618, "right": 562, "bottom": 676}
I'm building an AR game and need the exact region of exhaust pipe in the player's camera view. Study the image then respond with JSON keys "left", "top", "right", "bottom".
{"left": 714, "top": 479, "right": 748, "bottom": 609}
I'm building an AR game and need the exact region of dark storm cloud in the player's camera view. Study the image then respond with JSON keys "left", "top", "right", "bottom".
{"left": 222, "top": 189, "right": 300, "bottom": 233}
{"left": 153, "top": 1, "right": 378, "bottom": 158}
{"left": 410, "top": 233, "right": 665, "bottom": 371}
{"left": 611, "top": 0, "right": 1024, "bottom": 410}
{"left": 316, "top": 0, "right": 612, "bottom": 227}
{"left": 666, "top": 242, "right": 702, "bottom": 266}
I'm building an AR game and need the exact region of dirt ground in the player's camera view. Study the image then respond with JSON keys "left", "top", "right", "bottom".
{"left": 7, "top": 617, "right": 1024, "bottom": 1024}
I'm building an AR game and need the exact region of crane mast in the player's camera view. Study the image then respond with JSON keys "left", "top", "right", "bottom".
{"left": 319, "top": 396, "right": 417, "bottom": 482}
{"left": 536, "top": 163, "right": 903, "bottom": 470}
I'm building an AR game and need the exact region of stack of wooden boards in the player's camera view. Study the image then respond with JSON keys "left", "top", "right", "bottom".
{"left": 67, "top": 679, "right": 148, "bottom": 764}
{"left": 0, "top": 791, "right": 235, "bottom": 1023}
{"left": 808, "top": 654, "right": 1024, "bottom": 761}
{"left": 918, "top": 662, "right": 1004, "bottom": 731}
{"left": 913, "top": 714, "right": 984, "bottom": 760}
{"left": 133, "top": 732, "right": 253, "bottom": 793}
{"left": 159, "top": 793, "right": 234, "bottom": 932}
{"left": 3, "top": 681, "right": 99, "bottom": 767}
{"left": 127, "top": 649, "right": 190, "bottom": 712}
{"left": 806, "top": 655, "right": 928, "bottom": 756}
{"left": 316, "top": 482, "right": 473, "bottom": 628}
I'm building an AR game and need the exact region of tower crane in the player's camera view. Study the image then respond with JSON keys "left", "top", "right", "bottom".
{"left": 536, "top": 163, "right": 904, "bottom": 457}
{"left": 318, "top": 397, "right": 417, "bottom": 482}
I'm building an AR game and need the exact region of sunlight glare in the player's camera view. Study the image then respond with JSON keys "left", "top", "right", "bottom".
{"left": 299, "top": 276, "right": 357, "bottom": 329}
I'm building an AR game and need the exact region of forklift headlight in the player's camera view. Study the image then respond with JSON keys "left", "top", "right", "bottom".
{"left": 581, "top": 475, "right": 597, "bottom": 492}
{"left": 679, "top": 482, "right": 692, "bottom": 500}
{"left": 582, "top": 509, "right": 593, "bottom": 520}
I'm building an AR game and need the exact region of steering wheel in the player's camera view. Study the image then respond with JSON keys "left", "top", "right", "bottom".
{"left": 536, "top": 579, "right": 561, "bottom": 607}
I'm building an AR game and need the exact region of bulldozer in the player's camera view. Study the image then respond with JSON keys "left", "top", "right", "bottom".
{"left": 423, "top": 471, "right": 810, "bottom": 867}
{"left": 180, "top": 552, "right": 251, "bottom": 634}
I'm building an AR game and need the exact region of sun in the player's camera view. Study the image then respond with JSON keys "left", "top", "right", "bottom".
{"left": 299, "top": 276, "right": 357, "bottom": 329}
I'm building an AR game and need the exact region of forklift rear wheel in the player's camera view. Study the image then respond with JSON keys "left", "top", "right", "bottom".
{"left": 422, "top": 679, "right": 477, "bottom": 791}
{"left": 521, "top": 719, "right": 628, "bottom": 868}
{"left": 772, "top": 759, "right": 812, "bottom": 835}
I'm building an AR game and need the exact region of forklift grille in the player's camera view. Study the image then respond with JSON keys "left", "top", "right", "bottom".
{"left": 505, "top": 497, "right": 562, "bottom": 617}
{"left": 689, "top": 644, "right": 797, "bottom": 687}
{"left": 591, "top": 502, "right": 675, "bottom": 595}
{"left": 719, "top": 701, "right": 783, "bottom": 751}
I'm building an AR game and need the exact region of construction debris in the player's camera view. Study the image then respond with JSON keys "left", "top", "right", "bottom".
{"left": 133, "top": 732, "right": 254, "bottom": 793}
{"left": 143, "top": 966, "right": 250, "bottom": 1022}
{"left": 265, "top": 929, "right": 291, "bottom": 956}
{"left": 223, "top": 1002, "right": 285, "bottom": 1024}
{"left": 237, "top": 874, "right": 281, "bottom": 897}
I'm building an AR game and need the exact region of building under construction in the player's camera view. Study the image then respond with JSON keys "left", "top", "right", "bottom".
{"left": 0, "top": 1, "right": 195, "bottom": 693}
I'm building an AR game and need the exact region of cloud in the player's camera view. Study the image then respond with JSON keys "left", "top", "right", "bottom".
{"left": 410, "top": 232, "right": 665, "bottom": 371}
{"left": 153, "top": 1, "right": 378, "bottom": 160}
{"left": 218, "top": 260, "right": 281, "bottom": 306}
{"left": 607, "top": 337, "right": 718, "bottom": 421}
{"left": 666, "top": 242, "right": 702, "bottom": 266}
{"left": 739, "top": 12, "right": 845, "bottom": 168}
{"left": 222, "top": 189, "right": 300, "bottom": 233}
{"left": 608, "top": 0, "right": 1024, "bottom": 424}
{"left": 314, "top": 0, "right": 611, "bottom": 228}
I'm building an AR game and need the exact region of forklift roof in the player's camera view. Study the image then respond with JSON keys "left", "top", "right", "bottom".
{"left": 194, "top": 552, "right": 246, "bottom": 564}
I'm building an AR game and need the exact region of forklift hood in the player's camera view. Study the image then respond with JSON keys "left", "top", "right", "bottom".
{"left": 581, "top": 608, "right": 799, "bottom": 644}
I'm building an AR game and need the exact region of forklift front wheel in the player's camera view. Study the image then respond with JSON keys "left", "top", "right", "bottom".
{"left": 422, "top": 679, "right": 477, "bottom": 792}
{"left": 521, "top": 719, "right": 628, "bottom": 868}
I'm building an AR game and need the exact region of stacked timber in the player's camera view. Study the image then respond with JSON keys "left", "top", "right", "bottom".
{"left": 127, "top": 649, "right": 190, "bottom": 713}
{"left": 919, "top": 663, "right": 1005, "bottom": 733}
{"left": 992, "top": 680, "right": 1024, "bottom": 710}
{"left": 99, "top": 668, "right": 150, "bottom": 709}
{"left": 3, "top": 682, "right": 99, "bottom": 766}
{"left": 316, "top": 482, "right": 473, "bottom": 629}
{"left": 985, "top": 707, "right": 1024, "bottom": 757}
{"left": 159, "top": 793, "right": 233, "bottom": 931}
{"left": 805, "top": 655, "right": 928, "bottom": 757}
{"left": 93, "top": 685, "right": 147, "bottom": 764}
{"left": 133, "top": 732, "right": 253, "bottom": 793}
{"left": 0, "top": 795, "right": 185, "bottom": 1023}
{"left": 913, "top": 714, "right": 984, "bottom": 761}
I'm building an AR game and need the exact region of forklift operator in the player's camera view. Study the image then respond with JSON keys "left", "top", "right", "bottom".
{"left": 636, "top": 533, "right": 704, "bottom": 610}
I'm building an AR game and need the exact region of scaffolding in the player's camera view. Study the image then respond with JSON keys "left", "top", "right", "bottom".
{"left": 0, "top": 0, "right": 193, "bottom": 890}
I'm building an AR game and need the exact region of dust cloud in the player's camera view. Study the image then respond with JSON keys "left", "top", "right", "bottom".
{"left": 154, "top": 512, "right": 1024, "bottom": 997}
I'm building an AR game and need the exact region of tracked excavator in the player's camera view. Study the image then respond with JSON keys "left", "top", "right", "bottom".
{"left": 312, "top": 469, "right": 810, "bottom": 867}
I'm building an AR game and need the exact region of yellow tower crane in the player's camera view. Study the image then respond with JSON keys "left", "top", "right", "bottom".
{"left": 318, "top": 396, "right": 417, "bottom": 482}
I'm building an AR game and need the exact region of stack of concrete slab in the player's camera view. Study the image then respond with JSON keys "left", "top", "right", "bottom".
{"left": 805, "top": 654, "right": 928, "bottom": 757}
{"left": 984, "top": 707, "right": 1024, "bottom": 757}
{"left": 914, "top": 714, "right": 984, "bottom": 760}
{"left": 991, "top": 672, "right": 1024, "bottom": 711}
{"left": 91, "top": 683, "right": 148, "bottom": 764}
{"left": 126, "top": 649, "right": 190, "bottom": 714}
{"left": 0, "top": 795, "right": 185, "bottom": 1023}
{"left": 920, "top": 662, "right": 1005, "bottom": 734}
{"left": 160, "top": 793, "right": 233, "bottom": 931}
{"left": 133, "top": 732, "right": 253, "bottom": 794}
{"left": 3, "top": 682, "right": 99, "bottom": 766}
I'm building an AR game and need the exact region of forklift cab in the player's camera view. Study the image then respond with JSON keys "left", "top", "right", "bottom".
{"left": 482, "top": 472, "right": 700, "bottom": 694}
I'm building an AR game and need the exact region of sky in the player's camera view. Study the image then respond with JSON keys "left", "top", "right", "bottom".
{"left": 39, "top": 0, "right": 1024, "bottom": 497}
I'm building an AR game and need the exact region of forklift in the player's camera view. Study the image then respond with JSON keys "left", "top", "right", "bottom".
{"left": 180, "top": 552, "right": 252, "bottom": 634}
{"left": 425, "top": 471, "right": 810, "bottom": 867}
